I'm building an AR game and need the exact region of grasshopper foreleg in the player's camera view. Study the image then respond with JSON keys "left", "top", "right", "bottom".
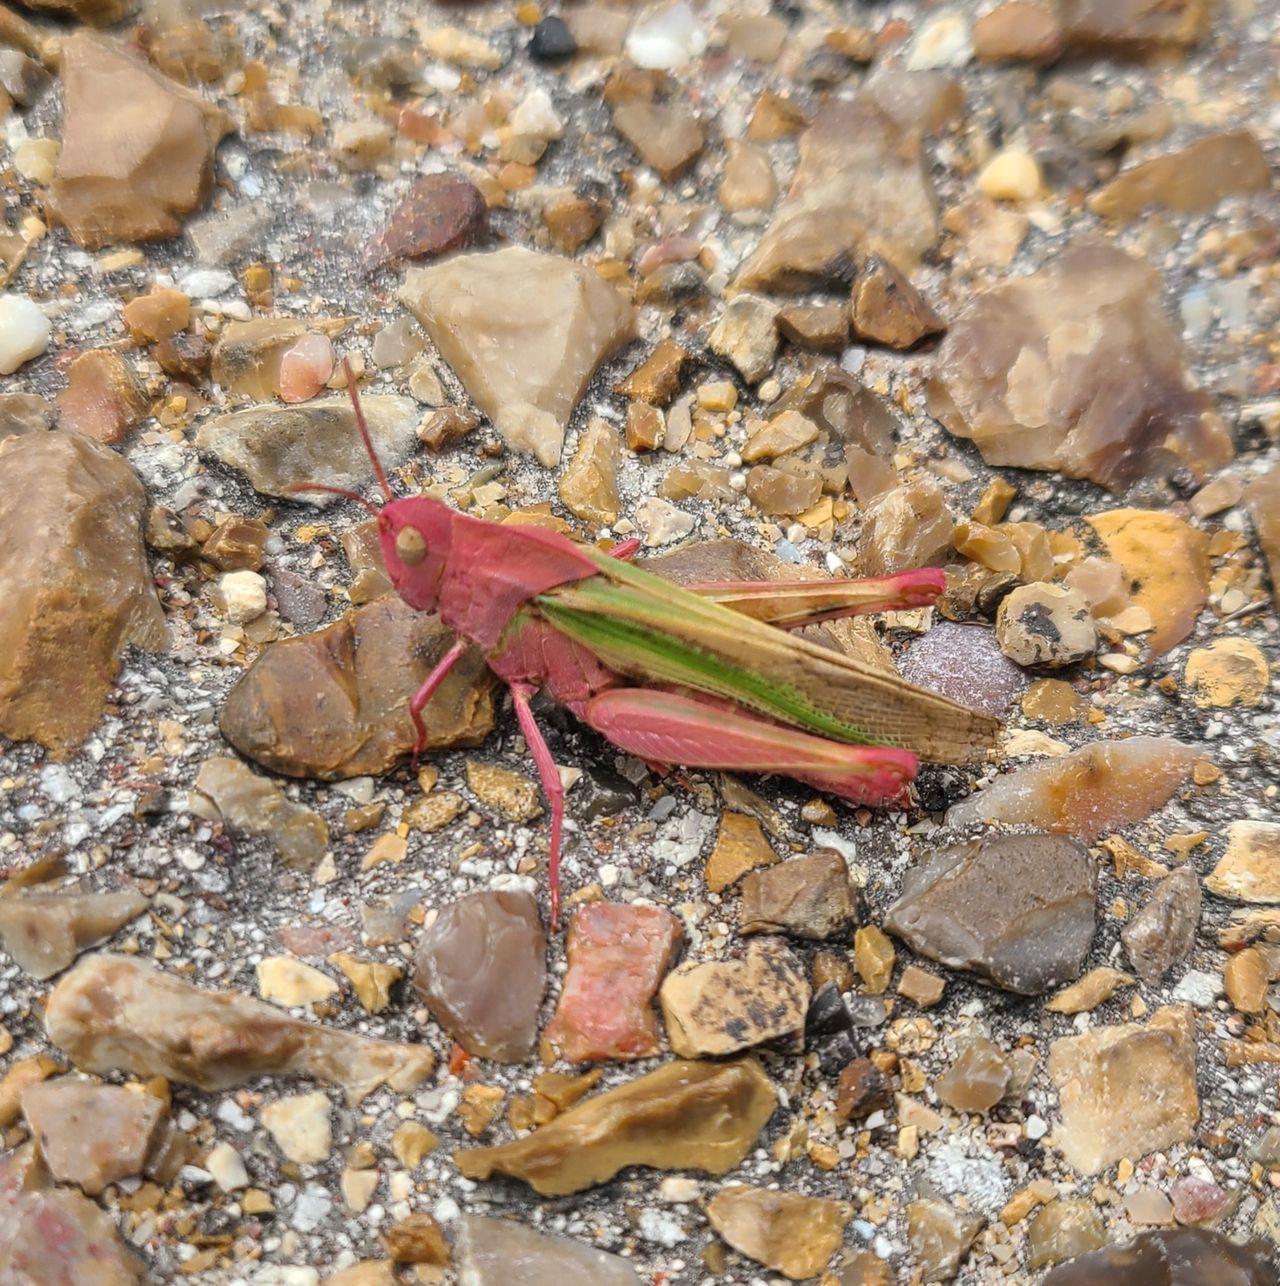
{"left": 408, "top": 638, "right": 469, "bottom": 769}
{"left": 582, "top": 688, "right": 917, "bottom": 807}
{"left": 509, "top": 682, "right": 566, "bottom": 930}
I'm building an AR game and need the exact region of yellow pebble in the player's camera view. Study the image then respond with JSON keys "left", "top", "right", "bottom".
{"left": 977, "top": 149, "right": 1042, "bottom": 202}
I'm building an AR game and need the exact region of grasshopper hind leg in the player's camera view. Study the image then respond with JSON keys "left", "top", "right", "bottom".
{"left": 509, "top": 682, "right": 567, "bottom": 930}
{"left": 583, "top": 687, "right": 917, "bottom": 807}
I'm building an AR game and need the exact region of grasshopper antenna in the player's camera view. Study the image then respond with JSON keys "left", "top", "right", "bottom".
{"left": 284, "top": 480, "right": 381, "bottom": 518}
{"left": 344, "top": 357, "right": 394, "bottom": 504}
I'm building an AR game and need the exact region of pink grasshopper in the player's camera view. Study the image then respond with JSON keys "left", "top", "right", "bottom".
{"left": 302, "top": 375, "right": 1000, "bottom": 926}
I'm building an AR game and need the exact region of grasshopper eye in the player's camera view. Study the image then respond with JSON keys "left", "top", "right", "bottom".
{"left": 395, "top": 525, "right": 428, "bottom": 566}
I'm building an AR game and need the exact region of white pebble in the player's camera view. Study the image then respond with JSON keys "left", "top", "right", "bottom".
{"left": 205, "top": 1141, "right": 250, "bottom": 1192}
{"left": 626, "top": 1, "right": 708, "bottom": 69}
{"left": 906, "top": 10, "right": 972, "bottom": 69}
{"left": 179, "top": 267, "right": 236, "bottom": 297}
{"left": 217, "top": 570, "right": 268, "bottom": 624}
{"left": 0, "top": 293, "right": 51, "bottom": 375}
{"left": 510, "top": 87, "right": 563, "bottom": 140}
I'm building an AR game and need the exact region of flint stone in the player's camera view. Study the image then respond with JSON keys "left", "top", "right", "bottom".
{"left": 44, "top": 953, "right": 434, "bottom": 1105}
{"left": 21, "top": 1079, "right": 167, "bottom": 1195}
{"left": 0, "top": 432, "right": 168, "bottom": 753}
{"left": 739, "top": 851, "right": 856, "bottom": 940}
{"left": 1042, "top": 1228, "right": 1275, "bottom": 1285}
{"left": 413, "top": 890, "right": 546, "bottom": 1063}
{"left": 706, "top": 1185, "right": 850, "bottom": 1280}
{"left": 400, "top": 246, "right": 636, "bottom": 466}
{"left": 1121, "top": 866, "right": 1201, "bottom": 985}
{"left": 50, "top": 33, "right": 231, "bottom": 248}
{"left": 363, "top": 172, "right": 489, "bottom": 273}
{"left": 946, "top": 737, "right": 1198, "bottom": 842}
{"left": 220, "top": 597, "right": 496, "bottom": 780}
{"left": 456, "top": 1216, "right": 641, "bottom": 1285}
{"left": 196, "top": 396, "right": 420, "bottom": 503}
{"left": 736, "top": 97, "right": 939, "bottom": 292}
{"left": 929, "top": 241, "right": 1232, "bottom": 492}
{"left": 884, "top": 832, "right": 1095, "bottom": 994}
{"left": 0, "top": 890, "right": 149, "bottom": 981}
{"left": 1047, "top": 1006, "right": 1198, "bottom": 1175}
{"left": 454, "top": 1057, "right": 776, "bottom": 1195}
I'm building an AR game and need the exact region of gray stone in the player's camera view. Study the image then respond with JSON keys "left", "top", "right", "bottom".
{"left": 885, "top": 833, "right": 1095, "bottom": 994}
{"left": 739, "top": 851, "right": 856, "bottom": 940}
{"left": 1121, "top": 867, "right": 1201, "bottom": 986}
{"left": 1041, "top": 1228, "right": 1275, "bottom": 1285}
{"left": 456, "top": 1215, "right": 641, "bottom": 1286}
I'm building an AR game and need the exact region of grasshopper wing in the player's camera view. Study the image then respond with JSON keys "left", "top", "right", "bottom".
{"left": 535, "top": 554, "right": 1000, "bottom": 764}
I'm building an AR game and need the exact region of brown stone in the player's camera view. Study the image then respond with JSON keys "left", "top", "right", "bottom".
{"left": 0, "top": 432, "right": 168, "bottom": 753}
{"left": 1042, "top": 1228, "right": 1275, "bottom": 1284}
{"left": 456, "top": 1216, "right": 640, "bottom": 1285}
{"left": 906, "top": 1199, "right": 983, "bottom": 1281}
{"left": 706, "top": 1186, "right": 850, "bottom": 1280}
{"left": 1121, "top": 867, "right": 1201, "bottom": 986}
{"left": 50, "top": 33, "right": 231, "bottom": 247}
{"left": 383, "top": 1212, "right": 449, "bottom": 1265}
{"left": 1247, "top": 467, "right": 1280, "bottom": 609}
{"left": 55, "top": 350, "right": 149, "bottom": 446}
{"left": 220, "top": 596, "right": 496, "bottom": 779}
{"left": 122, "top": 287, "right": 190, "bottom": 343}
{"left": 776, "top": 303, "right": 848, "bottom": 352}
{"left": 454, "top": 1057, "right": 775, "bottom": 1195}
{"left": 1059, "top": 0, "right": 1212, "bottom": 55}
{"left": 1047, "top": 1006, "right": 1199, "bottom": 1175}
{"left": 930, "top": 241, "right": 1232, "bottom": 492}
{"left": 559, "top": 417, "right": 620, "bottom": 528}
{"left": 705, "top": 811, "right": 778, "bottom": 892}
{"left": 719, "top": 140, "right": 776, "bottom": 212}
{"left": 543, "top": 188, "right": 608, "bottom": 254}
{"left": 615, "top": 339, "right": 690, "bottom": 405}
{"left": 1224, "top": 947, "right": 1269, "bottom": 1015}
{"left": 202, "top": 515, "right": 268, "bottom": 572}
{"left": 974, "top": 2, "right": 1063, "bottom": 62}
{"left": 850, "top": 257, "right": 946, "bottom": 350}
{"left": 45, "top": 954, "right": 434, "bottom": 1105}
{"left": 935, "top": 1034, "right": 1012, "bottom": 1112}
{"left": 613, "top": 100, "right": 704, "bottom": 182}
{"left": 1090, "top": 133, "right": 1270, "bottom": 224}
{"left": 1206, "top": 822, "right": 1280, "bottom": 903}
{"left": 898, "top": 965, "right": 945, "bottom": 1008}
{"left": 0, "top": 889, "right": 149, "bottom": 981}
{"left": 739, "top": 851, "right": 855, "bottom": 940}
{"left": 856, "top": 478, "right": 953, "bottom": 576}
{"left": 836, "top": 1057, "right": 891, "bottom": 1121}
{"left": 364, "top": 173, "right": 488, "bottom": 273}
{"left": 854, "top": 925, "right": 895, "bottom": 994}
{"left": 1046, "top": 966, "right": 1135, "bottom": 1014}
{"left": 736, "top": 97, "right": 939, "bottom": 291}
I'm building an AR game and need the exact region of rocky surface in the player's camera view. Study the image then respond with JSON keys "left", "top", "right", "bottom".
{"left": 0, "top": 0, "right": 1277, "bottom": 1280}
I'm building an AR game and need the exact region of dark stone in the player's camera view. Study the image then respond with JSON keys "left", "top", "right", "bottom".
{"left": 835, "top": 1057, "right": 891, "bottom": 1120}
{"left": 1042, "top": 1228, "right": 1278, "bottom": 1285}
{"left": 363, "top": 173, "right": 490, "bottom": 274}
{"left": 884, "top": 832, "right": 1096, "bottom": 994}
{"left": 740, "top": 850, "right": 857, "bottom": 940}
{"left": 529, "top": 15, "right": 577, "bottom": 62}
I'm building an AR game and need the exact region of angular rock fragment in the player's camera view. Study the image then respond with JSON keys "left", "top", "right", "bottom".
{"left": 704, "top": 811, "right": 778, "bottom": 892}
{"left": 1206, "top": 822, "right": 1280, "bottom": 903}
{"left": 210, "top": 318, "right": 347, "bottom": 401}
{"left": 1047, "top": 1006, "right": 1198, "bottom": 1174}
{"left": 0, "top": 392, "right": 53, "bottom": 440}
{"left": 850, "top": 257, "right": 945, "bottom": 350}
{"left": 659, "top": 937, "right": 809, "bottom": 1057}
{"left": 974, "top": 2, "right": 1064, "bottom": 63}
{"left": 1184, "top": 640, "right": 1269, "bottom": 709}
{"left": 930, "top": 242, "right": 1232, "bottom": 492}
{"left": 401, "top": 247, "right": 636, "bottom": 466}
{"left": 363, "top": 173, "right": 489, "bottom": 273}
{"left": 261, "top": 1090, "right": 331, "bottom": 1164}
{"left": 456, "top": 1216, "right": 641, "bottom": 1285}
{"left": 559, "top": 417, "right": 620, "bottom": 527}
{"left": 613, "top": 99, "right": 704, "bottom": 181}
{"left": 196, "top": 396, "right": 419, "bottom": 503}
{"left": 1121, "top": 867, "right": 1201, "bottom": 985}
{"left": 21, "top": 1079, "right": 167, "bottom": 1195}
{"left": 1247, "top": 467, "right": 1280, "bottom": 609}
{"left": 258, "top": 956, "right": 339, "bottom": 1007}
{"left": 737, "top": 98, "right": 939, "bottom": 290}
{"left": 454, "top": 1057, "right": 775, "bottom": 1195}
{"left": 50, "top": 33, "right": 232, "bottom": 248}
{"left": 1042, "top": 1227, "right": 1275, "bottom": 1284}
{"left": 544, "top": 902, "right": 682, "bottom": 1063}
{"left": 739, "top": 851, "right": 856, "bottom": 940}
{"left": 706, "top": 1185, "right": 850, "bottom": 1280}
{"left": 192, "top": 757, "right": 328, "bottom": 870}
{"left": 836, "top": 1057, "right": 891, "bottom": 1120}
{"left": 709, "top": 293, "right": 779, "bottom": 383}
{"left": 946, "top": 738, "right": 1198, "bottom": 843}
{"left": 1059, "top": 0, "right": 1212, "bottom": 55}
{"left": 1090, "top": 132, "right": 1270, "bottom": 224}
{"left": 1027, "top": 1199, "right": 1107, "bottom": 1269}
{"left": 906, "top": 1198, "right": 983, "bottom": 1281}
{"left": 55, "top": 350, "right": 149, "bottom": 446}
{"left": 856, "top": 478, "right": 953, "bottom": 576}
{"left": 1046, "top": 967, "right": 1135, "bottom": 1014}
{"left": 0, "top": 432, "right": 168, "bottom": 753}
{"left": 996, "top": 583, "right": 1096, "bottom": 667}
{"left": 1086, "top": 509, "right": 1208, "bottom": 657}
{"left": 885, "top": 833, "right": 1095, "bottom": 994}
{"left": 719, "top": 140, "right": 777, "bottom": 211}
{"left": 0, "top": 889, "right": 148, "bottom": 981}
{"left": 935, "top": 1033, "right": 1012, "bottom": 1112}
{"left": 412, "top": 890, "right": 546, "bottom": 1063}
{"left": 0, "top": 1146, "right": 145, "bottom": 1284}
{"left": 45, "top": 954, "right": 434, "bottom": 1104}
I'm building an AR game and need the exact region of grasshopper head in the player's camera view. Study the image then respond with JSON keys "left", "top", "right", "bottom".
{"left": 377, "top": 496, "right": 453, "bottom": 613}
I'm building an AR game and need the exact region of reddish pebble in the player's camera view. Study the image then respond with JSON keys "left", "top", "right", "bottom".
{"left": 362, "top": 172, "right": 489, "bottom": 273}
{"left": 277, "top": 333, "right": 334, "bottom": 403}
{"left": 636, "top": 236, "right": 702, "bottom": 278}
{"left": 1170, "top": 1176, "right": 1230, "bottom": 1227}
{"left": 544, "top": 902, "right": 683, "bottom": 1062}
